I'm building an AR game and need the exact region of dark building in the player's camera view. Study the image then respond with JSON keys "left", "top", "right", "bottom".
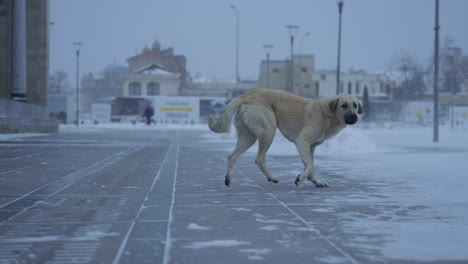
{"left": 0, "top": 0, "right": 56, "bottom": 133}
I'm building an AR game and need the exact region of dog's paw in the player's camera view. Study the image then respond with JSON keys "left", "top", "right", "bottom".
{"left": 224, "top": 176, "right": 231, "bottom": 187}
{"left": 314, "top": 181, "right": 329, "bottom": 188}
{"left": 268, "top": 178, "right": 279, "bottom": 184}
{"left": 295, "top": 175, "right": 301, "bottom": 186}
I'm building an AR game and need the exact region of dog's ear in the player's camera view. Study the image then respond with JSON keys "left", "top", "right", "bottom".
{"left": 328, "top": 99, "right": 339, "bottom": 113}
{"left": 357, "top": 102, "right": 363, "bottom": 114}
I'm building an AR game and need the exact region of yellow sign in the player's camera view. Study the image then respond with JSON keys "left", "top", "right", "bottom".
{"left": 160, "top": 107, "right": 193, "bottom": 112}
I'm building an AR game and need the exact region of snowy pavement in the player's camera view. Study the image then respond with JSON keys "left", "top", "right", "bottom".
{"left": 0, "top": 123, "right": 467, "bottom": 263}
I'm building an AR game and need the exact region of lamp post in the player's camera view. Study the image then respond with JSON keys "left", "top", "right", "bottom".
{"left": 299, "top": 32, "right": 310, "bottom": 96}
{"left": 286, "top": 25, "right": 299, "bottom": 93}
{"left": 229, "top": 5, "right": 240, "bottom": 91}
{"left": 73, "top": 42, "right": 83, "bottom": 127}
{"left": 433, "top": 0, "right": 439, "bottom": 142}
{"left": 336, "top": 0, "right": 344, "bottom": 95}
{"left": 263, "top": 45, "right": 273, "bottom": 88}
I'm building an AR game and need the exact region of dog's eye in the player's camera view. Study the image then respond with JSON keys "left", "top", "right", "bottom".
{"left": 341, "top": 103, "right": 348, "bottom": 108}
{"left": 353, "top": 102, "right": 357, "bottom": 108}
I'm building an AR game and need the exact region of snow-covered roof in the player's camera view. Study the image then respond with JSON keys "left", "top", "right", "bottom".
{"left": 135, "top": 64, "right": 177, "bottom": 76}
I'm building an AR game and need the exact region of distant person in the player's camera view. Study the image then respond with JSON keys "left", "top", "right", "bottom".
{"left": 143, "top": 105, "right": 154, "bottom": 125}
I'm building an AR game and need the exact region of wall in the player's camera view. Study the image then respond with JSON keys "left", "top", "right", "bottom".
{"left": 0, "top": 0, "right": 12, "bottom": 98}
{"left": 0, "top": 98, "right": 57, "bottom": 133}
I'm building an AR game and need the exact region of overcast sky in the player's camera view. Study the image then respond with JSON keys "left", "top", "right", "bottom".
{"left": 50, "top": 0, "right": 468, "bottom": 82}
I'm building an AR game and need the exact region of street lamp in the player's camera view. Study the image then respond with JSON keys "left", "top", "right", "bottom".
{"left": 229, "top": 5, "right": 240, "bottom": 92}
{"left": 73, "top": 42, "right": 83, "bottom": 127}
{"left": 286, "top": 25, "right": 299, "bottom": 93}
{"left": 336, "top": 0, "right": 344, "bottom": 95}
{"left": 299, "top": 32, "right": 310, "bottom": 96}
{"left": 263, "top": 44, "right": 273, "bottom": 88}
{"left": 433, "top": 0, "right": 440, "bottom": 142}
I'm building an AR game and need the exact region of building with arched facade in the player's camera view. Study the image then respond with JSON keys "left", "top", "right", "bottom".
{"left": 122, "top": 41, "right": 187, "bottom": 97}
{"left": 123, "top": 65, "right": 180, "bottom": 97}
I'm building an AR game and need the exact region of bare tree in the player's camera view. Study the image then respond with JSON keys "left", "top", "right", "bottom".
{"left": 48, "top": 70, "right": 72, "bottom": 95}
{"left": 80, "top": 64, "right": 128, "bottom": 111}
{"left": 427, "top": 37, "right": 467, "bottom": 94}
{"left": 390, "top": 51, "right": 427, "bottom": 101}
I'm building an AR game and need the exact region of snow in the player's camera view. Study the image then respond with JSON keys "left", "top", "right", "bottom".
{"left": 259, "top": 225, "right": 278, "bottom": 231}
{"left": 0, "top": 231, "right": 120, "bottom": 243}
{"left": 202, "top": 122, "right": 468, "bottom": 262}
{"left": 231, "top": 207, "right": 252, "bottom": 212}
{"left": 0, "top": 133, "right": 49, "bottom": 140}
{"left": 2, "top": 121, "right": 468, "bottom": 262}
{"left": 239, "top": 248, "right": 272, "bottom": 260}
{"left": 184, "top": 240, "right": 251, "bottom": 249}
{"left": 59, "top": 123, "right": 209, "bottom": 133}
{"left": 187, "top": 223, "right": 211, "bottom": 230}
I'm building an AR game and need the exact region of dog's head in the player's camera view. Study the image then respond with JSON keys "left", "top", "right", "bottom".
{"left": 328, "top": 94, "right": 362, "bottom": 125}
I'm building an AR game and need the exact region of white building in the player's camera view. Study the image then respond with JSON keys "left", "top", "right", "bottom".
{"left": 181, "top": 78, "right": 257, "bottom": 98}
{"left": 313, "top": 70, "right": 393, "bottom": 100}
{"left": 123, "top": 64, "right": 181, "bottom": 97}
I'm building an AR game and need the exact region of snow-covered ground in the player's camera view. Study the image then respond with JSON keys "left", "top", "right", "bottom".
{"left": 201, "top": 123, "right": 468, "bottom": 262}
{"left": 2, "top": 122, "right": 468, "bottom": 261}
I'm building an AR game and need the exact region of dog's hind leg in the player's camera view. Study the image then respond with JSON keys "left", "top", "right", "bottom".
{"left": 225, "top": 120, "right": 256, "bottom": 187}
{"left": 255, "top": 127, "right": 279, "bottom": 183}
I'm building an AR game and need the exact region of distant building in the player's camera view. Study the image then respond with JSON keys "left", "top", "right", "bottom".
{"left": 123, "top": 65, "right": 181, "bottom": 97}
{"left": 122, "top": 42, "right": 189, "bottom": 97}
{"left": 258, "top": 55, "right": 315, "bottom": 97}
{"left": 0, "top": 0, "right": 57, "bottom": 133}
{"left": 181, "top": 79, "right": 257, "bottom": 98}
{"left": 313, "top": 69, "right": 394, "bottom": 100}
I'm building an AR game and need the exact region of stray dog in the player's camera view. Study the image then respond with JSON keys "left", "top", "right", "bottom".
{"left": 208, "top": 89, "right": 362, "bottom": 187}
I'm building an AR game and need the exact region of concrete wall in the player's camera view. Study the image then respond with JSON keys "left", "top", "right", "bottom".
{"left": 0, "top": 98, "right": 57, "bottom": 133}
{"left": 0, "top": 0, "right": 12, "bottom": 98}
{"left": 26, "top": 0, "right": 49, "bottom": 105}
{"left": 0, "top": 0, "right": 56, "bottom": 133}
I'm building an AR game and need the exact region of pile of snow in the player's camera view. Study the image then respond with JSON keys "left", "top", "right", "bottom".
{"left": 0, "top": 133, "right": 48, "bottom": 140}
{"left": 59, "top": 123, "right": 208, "bottom": 133}
{"left": 202, "top": 122, "right": 468, "bottom": 158}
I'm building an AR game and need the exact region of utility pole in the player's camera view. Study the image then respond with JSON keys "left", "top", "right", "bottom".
{"left": 433, "top": 0, "right": 440, "bottom": 142}
{"left": 263, "top": 45, "right": 273, "bottom": 88}
{"left": 336, "top": 0, "right": 344, "bottom": 95}
{"left": 286, "top": 25, "right": 298, "bottom": 93}
{"left": 73, "top": 42, "right": 83, "bottom": 128}
{"left": 229, "top": 5, "right": 240, "bottom": 92}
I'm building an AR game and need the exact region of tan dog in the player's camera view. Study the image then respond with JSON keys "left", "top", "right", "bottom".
{"left": 208, "top": 89, "right": 362, "bottom": 187}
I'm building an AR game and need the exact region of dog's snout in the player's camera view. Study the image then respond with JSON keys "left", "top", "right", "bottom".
{"left": 344, "top": 113, "right": 358, "bottom": 125}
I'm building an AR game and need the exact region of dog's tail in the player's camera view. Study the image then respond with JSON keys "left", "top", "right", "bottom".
{"left": 208, "top": 97, "right": 242, "bottom": 133}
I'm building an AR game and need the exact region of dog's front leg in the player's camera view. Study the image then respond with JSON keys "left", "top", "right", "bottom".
{"left": 294, "top": 141, "right": 313, "bottom": 187}
{"left": 307, "top": 144, "right": 328, "bottom": 187}
{"left": 294, "top": 141, "right": 328, "bottom": 187}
